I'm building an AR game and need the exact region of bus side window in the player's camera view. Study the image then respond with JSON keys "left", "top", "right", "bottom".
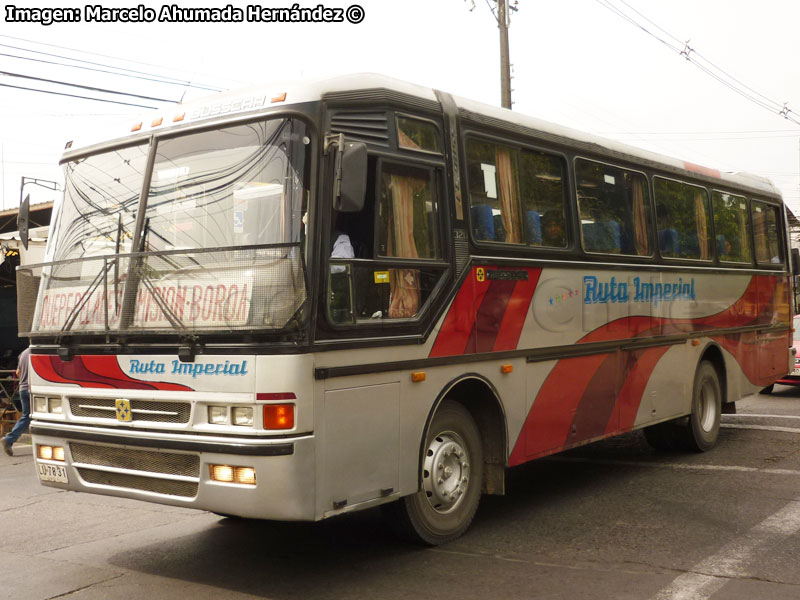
{"left": 752, "top": 200, "right": 783, "bottom": 264}
{"left": 653, "top": 177, "right": 712, "bottom": 260}
{"left": 575, "top": 158, "right": 651, "bottom": 256}
{"left": 713, "top": 191, "right": 753, "bottom": 264}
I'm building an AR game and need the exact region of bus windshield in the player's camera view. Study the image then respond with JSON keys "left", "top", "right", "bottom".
{"left": 34, "top": 117, "right": 310, "bottom": 336}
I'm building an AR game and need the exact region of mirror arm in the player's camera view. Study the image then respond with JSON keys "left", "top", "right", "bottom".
{"left": 324, "top": 133, "right": 345, "bottom": 203}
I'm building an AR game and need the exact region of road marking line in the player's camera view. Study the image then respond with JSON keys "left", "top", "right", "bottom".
{"left": 724, "top": 413, "right": 800, "bottom": 421}
{"left": 651, "top": 499, "right": 800, "bottom": 600}
{"left": 722, "top": 423, "right": 800, "bottom": 434}
{"left": 547, "top": 456, "right": 800, "bottom": 477}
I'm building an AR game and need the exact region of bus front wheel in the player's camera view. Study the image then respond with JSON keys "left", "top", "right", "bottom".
{"left": 385, "top": 400, "right": 483, "bottom": 545}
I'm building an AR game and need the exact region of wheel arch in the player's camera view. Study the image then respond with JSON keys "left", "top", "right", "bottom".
{"left": 422, "top": 373, "right": 508, "bottom": 495}
{"left": 699, "top": 342, "right": 728, "bottom": 404}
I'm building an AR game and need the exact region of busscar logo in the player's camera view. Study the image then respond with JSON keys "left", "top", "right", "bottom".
{"left": 115, "top": 399, "right": 132, "bottom": 423}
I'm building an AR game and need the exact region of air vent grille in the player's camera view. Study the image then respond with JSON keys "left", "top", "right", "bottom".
{"left": 330, "top": 111, "right": 390, "bottom": 146}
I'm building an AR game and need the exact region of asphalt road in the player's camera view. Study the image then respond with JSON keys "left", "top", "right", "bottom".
{"left": 2, "top": 388, "right": 800, "bottom": 600}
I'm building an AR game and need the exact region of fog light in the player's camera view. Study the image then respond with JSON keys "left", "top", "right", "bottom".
{"left": 210, "top": 464, "right": 234, "bottom": 483}
{"left": 232, "top": 406, "right": 253, "bottom": 427}
{"left": 48, "top": 398, "right": 63, "bottom": 414}
{"left": 37, "top": 445, "right": 53, "bottom": 460}
{"left": 208, "top": 405, "right": 228, "bottom": 425}
{"left": 263, "top": 404, "right": 294, "bottom": 430}
{"left": 34, "top": 396, "right": 48, "bottom": 413}
{"left": 234, "top": 467, "right": 256, "bottom": 485}
{"left": 52, "top": 446, "right": 65, "bottom": 461}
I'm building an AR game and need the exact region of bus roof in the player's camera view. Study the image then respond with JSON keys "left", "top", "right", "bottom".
{"left": 61, "top": 73, "right": 780, "bottom": 198}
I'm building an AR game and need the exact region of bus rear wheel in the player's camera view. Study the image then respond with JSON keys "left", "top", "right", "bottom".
{"left": 385, "top": 400, "right": 483, "bottom": 545}
{"left": 678, "top": 361, "right": 722, "bottom": 452}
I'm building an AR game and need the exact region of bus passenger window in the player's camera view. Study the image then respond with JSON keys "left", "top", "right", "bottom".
{"left": 575, "top": 159, "right": 650, "bottom": 256}
{"left": 653, "top": 177, "right": 712, "bottom": 260}
{"left": 752, "top": 201, "right": 783, "bottom": 264}
{"left": 466, "top": 140, "right": 522, "bottom": 244}
{"left": 520, "top": 150, "right": 568, "bottom": 247}
{"left": 713, "top": 192, "right": 752, "bottom": 264}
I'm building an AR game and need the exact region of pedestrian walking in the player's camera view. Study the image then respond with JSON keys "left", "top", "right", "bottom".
{"left": 3, "top": 348, "right": 30, "bottom": 456}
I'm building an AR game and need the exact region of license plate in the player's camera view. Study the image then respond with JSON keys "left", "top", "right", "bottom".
{"left": 37, "top": 463, "right": 68, "bottom": 484}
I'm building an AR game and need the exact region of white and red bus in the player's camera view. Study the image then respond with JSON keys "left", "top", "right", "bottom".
{"left": 22, "top": 74, "right": 793, "bottom": 544}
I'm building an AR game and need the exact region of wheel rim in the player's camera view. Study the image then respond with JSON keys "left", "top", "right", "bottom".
{"left": 422, "top": 431, "right": 471, "bottom": 514}
{"left": 698, "top": 380, "right": 717, "bottom": 432}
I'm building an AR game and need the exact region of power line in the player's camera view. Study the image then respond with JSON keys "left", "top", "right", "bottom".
{"left": 0, "top": 50, "right": 220, "bottom": 91}
{"left": 1, "top": 70, "right": 177, "bottom": 103}
{"left": 0, "top": 82, "right": 157, "bottom": 109}
{"left": 592, "top": 0, "right": 800, "bottom": 126}
{"left": 0, "top": 37, "right": 225, "bottom": 92}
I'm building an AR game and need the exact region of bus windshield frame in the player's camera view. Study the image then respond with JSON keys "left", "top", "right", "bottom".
{"left": 29, "top": 116, "right": 312, "bottom": 338}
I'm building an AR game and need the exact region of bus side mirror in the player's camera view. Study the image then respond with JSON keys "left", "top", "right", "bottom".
{"left": 334, "top": 141, "right": 367, "bottom": 213}
{"left": 17, "top": 194, "right": 30, "bottom": 251}
{"left": 792, "top": 247, "right": 799, "bottom": 275}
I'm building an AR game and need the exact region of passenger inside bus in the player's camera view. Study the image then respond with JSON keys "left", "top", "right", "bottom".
{"left": 541, "top": 211, "right": 566, "bottom": 247}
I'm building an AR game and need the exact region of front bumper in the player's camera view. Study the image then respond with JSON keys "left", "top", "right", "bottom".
{"left": 31, "top": 421, "right": 317, "bottom": 521}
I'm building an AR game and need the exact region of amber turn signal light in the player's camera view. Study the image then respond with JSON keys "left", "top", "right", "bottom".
{"left": 263, "top": 404, "right": 294, "bottom": 430}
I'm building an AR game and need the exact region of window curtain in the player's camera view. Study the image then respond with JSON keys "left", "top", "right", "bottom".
{"left": 496, "top": 148, "right": 521, "bottom": 244}
{"left": 752, "top": 208, "right": 766, "bottom": 262}
{"left": 632, "top": 179, "right": 648, "bottom": 255}
{"left": 387, "top": 174, "right": 421, "bottom": 318}
{"left": 737, "top": 205, "right": 750, "bottom": 261}
{"left": 694, "top": 192, "right": 709, "bottom": 260}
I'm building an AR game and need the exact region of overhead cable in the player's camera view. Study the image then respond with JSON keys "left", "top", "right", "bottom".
{"left": 0, "top": 82, "right": 157, "bottom": 109}
{"left": 593, "top": 0, "right": 800, "bottom": 126}
{"left": 0, "top": 39, "right": 224, "bottom": 92}
{"left": 0, "top": 70, "right": 176, "bottom": 103}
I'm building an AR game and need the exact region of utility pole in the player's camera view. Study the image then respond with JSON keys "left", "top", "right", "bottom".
{"left": 498, "top": 0, "right": 512, "bottom": 109}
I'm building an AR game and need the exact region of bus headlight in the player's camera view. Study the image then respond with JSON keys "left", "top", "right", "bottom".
{"left": 232, "top": 407, "right": 253, "bottom": 427}
{"left": 207, "top": 406, "right": 228, "bottom": 425}
{"left": 48, "top": 398, "right": 63, "bottom": 414}
{"left": 34, "top": 396, "right": 48, "bottom": 413}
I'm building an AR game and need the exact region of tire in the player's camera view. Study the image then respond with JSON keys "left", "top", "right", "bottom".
{"left": 761, "top": 384, "right": 774, "bottom": 395}
{"left": 384, "top": 400, "right": 483, "bottom": 545}
{"left": 677, "top": 361, "right": 722, "bottom": 452}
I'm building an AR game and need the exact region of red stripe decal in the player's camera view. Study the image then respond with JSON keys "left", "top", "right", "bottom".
{"left": 493, "top": 269, "right": 541, "bottom": 352}
{"left": 31, "top": 355, "right": 192, "bottom": 391}
{"left": 430, "top": 266, "right": 541, "bottom": 357}
{"left": 570, "top": 352, "right": 620, "bottom": 442}
{"left": 429, "top": 266, "right": 490, "bottom": 357}
{"left": 509, "top": 353, "right": 609, "bottom": 466}
{"left": 467, "top": 279, "right": 516, "bottom": 353}
{"left": 613, "top": 346, "right": 671, "bottom": 434}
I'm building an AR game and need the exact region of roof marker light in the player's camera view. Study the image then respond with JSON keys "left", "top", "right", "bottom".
{"left": 271, "top": 92, "right": 287, "bottom": 103}
{"left": 151, "top": 117, "right": 163, "bottom": 127}
{"left": 173, "top": 112, "right": 185, "bottom": 122}
{"left": 131, "top": 122, "right": 143, "bottom": 132}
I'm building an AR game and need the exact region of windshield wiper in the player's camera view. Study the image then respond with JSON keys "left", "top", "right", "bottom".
{"left": 60, "top": 259, "right": 115, "bottom": 334}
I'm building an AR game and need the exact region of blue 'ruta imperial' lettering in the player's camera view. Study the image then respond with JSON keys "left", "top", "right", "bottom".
{"left": 584, "top": 275, "right": 696, "bottom": 307}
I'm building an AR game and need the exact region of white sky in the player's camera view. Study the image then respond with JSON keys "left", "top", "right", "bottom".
{"left": 2, "top": 0, "right": 800, "bottom": 218}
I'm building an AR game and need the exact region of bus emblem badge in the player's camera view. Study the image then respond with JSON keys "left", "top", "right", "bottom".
{"left": 476, "top": 268, "right": 485, "bottom": 282}
{"left": 115, "top": 399, "right": 132, "bottom": 422}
